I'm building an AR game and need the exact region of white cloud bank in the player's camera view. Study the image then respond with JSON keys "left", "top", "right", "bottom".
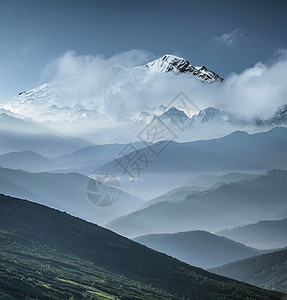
{"left": 222, "top": 50, "right": 287, "bottom": 118}
{"left": 39, "top": 49, "right": 287, "bottom": 121}
{"left": 2, "top": 48, "right": 286, "bottom": 138}
{"left": 41, "top": 49, "right": 153, "bottom": 82}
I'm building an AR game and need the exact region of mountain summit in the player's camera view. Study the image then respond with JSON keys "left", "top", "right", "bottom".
{"left": 143, "top": 54, "right": 224, "bottom": 83}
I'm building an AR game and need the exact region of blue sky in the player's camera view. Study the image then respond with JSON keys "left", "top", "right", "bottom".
{"left": 0, "top": 0, "right": 287, "bottom": 97}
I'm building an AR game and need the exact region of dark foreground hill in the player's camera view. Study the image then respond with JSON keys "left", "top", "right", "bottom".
{"left": 211, "top": 248, "right": 287, "bottom": 294}
{"left": 0, "top": 195, "right": 284, "bottom": 300}
{"left": 134, "top": 231, "right": 264, "bottom": 269}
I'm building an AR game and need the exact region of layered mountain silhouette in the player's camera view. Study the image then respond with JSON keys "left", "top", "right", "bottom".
{"left": 0, "top": 167, "right": 143, "bottom": 225}
{"left": 100, "top": 127, "right": 287, "bottom": 174}
{"left": 0, "top": 129, "right": 91, "bottom": 157}
{"left": 217, "top": 218, "right": 287, "bottom": 250}
{"left": 138, "top": 172, "right": 254, "bottom": 210}
{"left": 0, "top": 151, "right": 59, "bottom": 172}
{"left": 107, "top": 170, "right": 287, "bottom": 237}
{"left": 184, "top": 172, "right": 254, "bottom": 187}
{"left": 134, "top": 230, "right": 264, "bottom": 269}
{"left": 54, "top": 141, "right": 150, "bottom": 175}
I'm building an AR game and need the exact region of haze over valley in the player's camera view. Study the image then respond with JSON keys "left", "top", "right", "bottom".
{"left": 0, "top": 1, "right": 287, "bottom": 299}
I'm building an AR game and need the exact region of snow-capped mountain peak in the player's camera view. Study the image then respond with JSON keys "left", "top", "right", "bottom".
{"left": 0, "top": 54, "right": 225, "bottom": 137}
{"left": 266, "top": 104, "right": 287, "bottom": 126}
{"left": 143, "top": 54, "right": 224, "bottom": 83}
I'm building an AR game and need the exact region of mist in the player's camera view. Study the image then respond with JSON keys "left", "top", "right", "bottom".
{"left": 41, "top": 49, "right": 287, "bottom": 120}
{"left": 0, "top": 49, "right": 287, "bottom": 142}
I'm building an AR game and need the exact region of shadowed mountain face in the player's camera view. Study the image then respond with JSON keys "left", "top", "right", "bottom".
{"left": 139, "top": 172, "right": 254, "bottom": 210}
{"left": 0, "top": 151, "right": 60, "bottom": 172}
{"left": 143, "top": 55, "right": 224, "bottom": 83}
{"left": 138, "top": 105, "right": 287, "bottom": 138}
{"left": 134, "top": 231, "right": 264, "bottom": 269}
{"left": 0, "top": 141, "right": 151, "bottom": 174}
{"left": 0, "top": 129, "right": 92, "bottom": 157}
{"left": 107, "top": 170, "right": 287, "bottom": 237}
{"left": 185, "top": 172, "right": 254, "bottom": 188}
{"left": 138, "top": 185, "right": 205, "bottom": 210}
{"left": 0, "top": 194, "right": 283, "bottom": 300}
{"left": 99, "top": 127, "right": 287, "bottom": 175}
{"left": 217, "top": 218, "right": 287, "bottom": 250}
{"left": 210, "top": 248, "right": 287, "bottom": 294}
{"left": 0, "top": 167, "right": 144, "bottom": 225}
{"left": 54, "top": 141, "right": 150, "bottom": 175}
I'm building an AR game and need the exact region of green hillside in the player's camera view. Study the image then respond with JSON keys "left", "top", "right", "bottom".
{"left": 211, "top": 248, "right": 287, "bottom": 294}
{"left": 0, "top": 194, "right": 284, "bottom": 300}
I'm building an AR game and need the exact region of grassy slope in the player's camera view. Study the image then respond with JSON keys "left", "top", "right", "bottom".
{"left": 0, "top": 194, "right": 284, "bottom": 300}
{"left": 210, "top": 248, "right": 287, "bottom": 294}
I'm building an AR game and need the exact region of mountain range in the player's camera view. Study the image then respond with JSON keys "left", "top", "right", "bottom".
{"left": 138, "top": 172, "right": 253, "bottom": 210}
{"left": 2, "top": 55, "right": 222, "bottom": 124}
{"left": 107, "top": 169, "right": 287, "bottom": 237}
{"left": 135, "top": 104, "right": 287, "bottom": 141}
{"left": 1, "top": 54, "right": 287, "bottom": 143}
{"left": 0, "top": 52, "right": 287, "bottom": 299}
{"left": 134, "top": 230, "right": 264, "bottom": 269}
{"left": 0, "top": 167, "right": 143, "bottom": 225}
{"left": 217, "top": 218, "right": 287, "bottom": 250}
{"left": 53, "top": 140, "right": 150, "bottom": 175}
{"left": 0, "top": 150, "right": 60, "bottom": 172}
{"left": 184, "top": 172, "right": 254, "bottom": 187}
{"left": 99, "top": 127, "right": 287, "bottom": 175}
{"left": 0, "top": 128, "right": 91, "bottom": 157}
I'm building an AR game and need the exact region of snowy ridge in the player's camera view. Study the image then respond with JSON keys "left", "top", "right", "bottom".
{"left": 9, "top": 54, "right": 223, "bottom": 109}
{"left": 0, "top": 54, "right": 224, "bottom": 128}
{"left": 266, "top": 104, "right": 287, "bottom": 126}
{"left": 2, "top": 54, "right": 287, "bottom": 142}
{"left": 143, "top": 54, "right": 224, "bottom": 83}
{"left": 135, "top": 105, "right": 287, "bottom": 132}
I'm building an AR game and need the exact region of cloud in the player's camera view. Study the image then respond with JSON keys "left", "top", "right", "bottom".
{"left": 18, "top": 48, "right": 287, "bottom": 129}
{"left": 2, "top": 47, "right": 287, "bottom": 144}
{"left": 213, "top": 29, "right": 246, "bottom": 47}
{"left": 222, "top": 55, "right": 287, "bottom": 118}
{"left": 41, "top": 49, "right": 153, "bottom": 82}
{"left": 272, "top": 48, "right": 287, "bottom": 62}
